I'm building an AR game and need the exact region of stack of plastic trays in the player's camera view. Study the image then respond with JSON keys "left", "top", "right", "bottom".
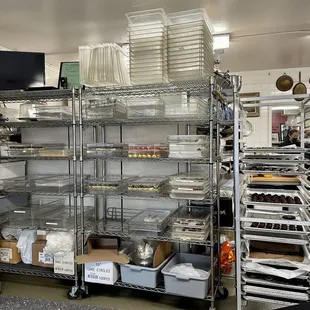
{"left": 168, "top": 135, "right": 209, "bottom": 159}
{"left": 169, "top": 172, "right": 210, "bottom": 200}
{"left": 128, "top": 209, "right": 171, "bottom": 236}
{"left": 167, "top": 9, "right": 214, "bottom": 82}
{"left": 126, "top": 9, "right": 168, "bottom": 84}
{"left": 170, "top": 206, "right": 211, "bottom": 241}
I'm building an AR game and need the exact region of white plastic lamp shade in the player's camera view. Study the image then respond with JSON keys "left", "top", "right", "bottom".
{"left": 213, "top": 34, "right": 230, "bottom": 50}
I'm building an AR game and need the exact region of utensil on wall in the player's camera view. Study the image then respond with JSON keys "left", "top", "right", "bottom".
{"left": 276, "top": 73, "right": 293, "bottom": 92}
{"left": 292, "top": 71, "right": 307, "bottom": 101}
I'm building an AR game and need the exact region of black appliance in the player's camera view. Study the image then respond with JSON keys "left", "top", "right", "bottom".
{"left": 0, "top": 51, "right": 45, "bottom": 90}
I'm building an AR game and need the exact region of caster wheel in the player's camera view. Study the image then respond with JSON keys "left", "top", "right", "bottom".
{"left": 80, "top": 289, "right": 90, "bottom": 299}
{"left": 67, "top": 289, "right": 80, "bottom": 300}
{"left": 216, "top": 286, "right": 229, "bottom": 300}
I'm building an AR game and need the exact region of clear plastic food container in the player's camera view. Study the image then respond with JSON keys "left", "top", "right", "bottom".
{"left": 128, "top": 144, "right": 168, "bottom": 158}
{"left": 169, "top": 173, "right": 209, "bottom": 187}
{"left": 34, "top": 105, "right": 72, "bottom": 120}
{"left": 167, "top": 8, "right": 213, "bottom": 31}
{"left": 170, "top": 187, "right": 209, "bottom": 200}
{"left": 39, "top": 146, "right": 72, "bottom": 158}
{"left": 168, "top": 135, "right": 208, "bottom": 144}
{"left": 126, "top": 9, "right": 167, "bottom": 26}
{"left": 127, "top": 98, "right": 164, "bottom": 118}
{"left": 170, "top": 206, "right": 210, "bottom": 229}
{"left": 86, "top": 143, "right": 128, "bottom": 158}
{"left": 2, "top": 175, "right": 49, "bottom": 191}
{"left": 170, "top": 225, "right": 210, "bottom": 241}
{"left": 127, "top": 176, "right": 168, "bottom": 197}
{"left": 128, "top": 209, "right": 171, "bottom": 231}
{"left": 168, "top": 150, "right": 208, "bottom": 159}
{"left": 87, "top": 176, "right": 131, "bottom": 194}
{"left": 84, "top": 97, "right": 127, "bottom": 119}
{"left": 34, "top": 175, "right": 75, "bottom": 193}
{"left": 7, "top": 144, "right": 43, "bottom": 157}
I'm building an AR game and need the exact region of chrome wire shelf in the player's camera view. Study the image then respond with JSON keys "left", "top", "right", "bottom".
{"left": 83, "top": 116, "right": 210, "bottom": 127}
{"left": 0, "top": 120, "right": 72, "bottom": 128}
{"left": 84, "top": 80, "right": 210, "bottom": 97}
{"left": 113, "top": 280, "right": 213, "bottom": 300}
{"left": 86, "top": 219, "right": 212, "bottom": 246}
{"left": 84, "top": 156, "right": 213, "bottom": 163}
{"left": 0, "top": 262, "right": 75, "bottom": 280}
{"left": 0, "top": 89, "right": 75, "bottom": 103}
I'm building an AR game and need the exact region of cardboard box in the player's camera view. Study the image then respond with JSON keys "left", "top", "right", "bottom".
{"left": 85, "top": 261, "right": 120, "bottom": 285}
{"left": 76, "top": 237, "right": 130, "bottom": 265}
{"left": 36, "top": 230, "right": 48, "bottom": 241}
{"left": 0, "top": 240, "right": 21, "bottom": 264}
{"left": 54, "top": 251, "right": 75, "bottom": 275}
{"left": 32, "top": 240, "right": 53, "bottom": 268}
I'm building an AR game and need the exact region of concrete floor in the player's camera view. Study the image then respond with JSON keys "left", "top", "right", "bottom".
{"left": 0, "top": 275, "right": 279, "bottom": 310}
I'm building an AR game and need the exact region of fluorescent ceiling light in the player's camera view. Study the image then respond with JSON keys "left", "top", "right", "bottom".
{"left": 213, "top": 34, "right": 230, "bottom": 50}
{"left": 272, "top": 106, "right": 300, "bottom": 110}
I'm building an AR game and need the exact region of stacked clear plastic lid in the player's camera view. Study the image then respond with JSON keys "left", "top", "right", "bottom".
{"left": 168, "top": 135, "right": 209, "bottom": 159}
{"left": 126, "top": 9, "right": 168, "bottom": 84}
{"left": 79, "top": 43, "right": 130, "bottom": 87}
{"left": 84, "top": 96, "right": 127, "bottom": 119}
{"left": 169, "top": 172, "right": 210, "bottom": 200}
{"left": 167, "top": 9, "right": 214, "bottom": 82}
{"left": 170, "top": 206, "right": 211, "bottom": 241}
{"left": 128, "top": 209, "right": 171, "bottom": 235}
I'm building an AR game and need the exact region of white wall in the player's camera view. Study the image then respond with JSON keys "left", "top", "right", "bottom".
{"left": 233, "top": 67, "right": 310, "bottom": 147}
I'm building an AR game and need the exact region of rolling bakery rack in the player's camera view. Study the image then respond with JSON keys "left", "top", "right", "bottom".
{"left": 0, "top": 89, "right": 82, "bottom": 297}
{"left": 234, "top": 93, "right": 310, "bottom": 309}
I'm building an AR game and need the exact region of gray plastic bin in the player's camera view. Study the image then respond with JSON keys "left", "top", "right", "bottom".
{"left": 120, "top": 254, "right": 173, "bottom": 288}
{"left": 162, "top": 253, "right": 212, "bottom": 299}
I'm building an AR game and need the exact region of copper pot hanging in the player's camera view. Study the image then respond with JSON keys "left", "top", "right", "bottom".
{"left": 276, "top": 73, "right": 293, "bottom": 92}
{"left": 292, "top": 71, "right": 307, "bottom": 101}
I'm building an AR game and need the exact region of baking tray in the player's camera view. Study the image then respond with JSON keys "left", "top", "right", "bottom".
{"left": 242, "top": 274, "right": 309, "bottom": 291}
{"left": 242, "top": 234, "right": 309, "bottom": 245}
{"left": 242, "top": 295, "right": 299, "bottom": 307}
{"left": 240, "top": 208, "right": 310, "bottom": 227}
{"left": 242, "top": 285, "right": 310, "bottom": 301}
{"left": 241, "top": 165, "right": 308, "bottom": 176}
{"left": 242, "top": 188, "right": 310, "bottom": 208}
{"left": 242, "top": 158, "right": 308, "bottom": 165}
{"left": 244, "top": 147, "right": 307, "bottom": 153}
{"left": 170, "top": 224, "right": 210, "bottom": 241}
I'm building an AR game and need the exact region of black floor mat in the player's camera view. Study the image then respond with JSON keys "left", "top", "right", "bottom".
{"left": 0, "top": 295, "right": 117, "bottom": 310}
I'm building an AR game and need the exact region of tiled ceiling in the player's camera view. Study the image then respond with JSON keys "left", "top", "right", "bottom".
{"left": 1, "top": 0, "right": 310, "bottom": 71}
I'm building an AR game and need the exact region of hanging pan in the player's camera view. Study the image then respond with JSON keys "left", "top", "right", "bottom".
{"left": 276, "top": 73, "right": 293, "bottom": 92}
{"left": 293, "top": 71, "right": 307, "bottom": 101}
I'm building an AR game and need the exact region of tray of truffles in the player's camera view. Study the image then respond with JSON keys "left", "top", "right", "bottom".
{"left": 85, "top": 143, "right": 128, "bottom": 158}
{"left": 128, "top": 144, "right": 168, "bottom": 159}
{"left": 244, "top": 147, "right": 307, "bottom": 154}
{"left": 241, "top": 165, "right": 307, "bottom": 176}
{"left": 127, "top": 176, "right": 168, "bottom": 197}
{"left": 86, "top": 176, "right": 132, "bottom": 194}
{"left": 243, "top": 188, "right": 309, "bottom": 208}
{"left": 241, "top": 209, "right": 310, "bottom": 235}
